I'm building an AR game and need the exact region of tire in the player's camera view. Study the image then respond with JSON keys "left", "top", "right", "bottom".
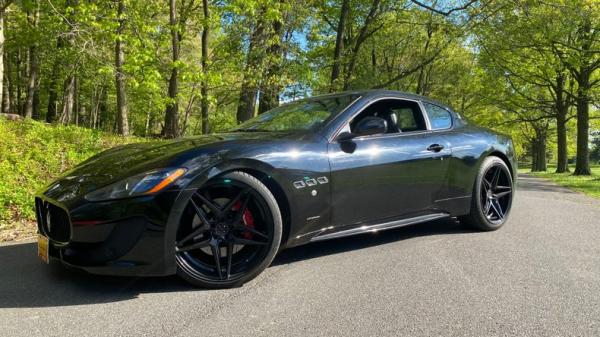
{"left": 175, "top": 171, "right": 282, "bottom": 288}
{"left": 459, "top": 156, "right": 514, "bottom": 231}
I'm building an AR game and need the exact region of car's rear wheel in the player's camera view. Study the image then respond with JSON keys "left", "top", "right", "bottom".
{"left": 459, "top": 156, "right": 514, "bottom": 231}
{"left": 175, "top": 171, "right": 282, "bottom": 288}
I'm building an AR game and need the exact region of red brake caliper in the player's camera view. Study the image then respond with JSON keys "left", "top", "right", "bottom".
{"left": 232, "top": 201, "right": 255, "bottom": 239}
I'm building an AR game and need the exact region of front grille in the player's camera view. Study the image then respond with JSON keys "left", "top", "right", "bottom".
{"left": 36, "top": 198, "right": 71, "bottom": 243}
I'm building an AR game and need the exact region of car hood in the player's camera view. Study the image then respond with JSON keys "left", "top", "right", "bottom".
{"left": 43, "top": 131, "right": 306, "bottom": 202}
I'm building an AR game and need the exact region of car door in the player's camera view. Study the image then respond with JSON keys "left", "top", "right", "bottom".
{"left": 327, "top": 98, "right": 452, "bottom": 228}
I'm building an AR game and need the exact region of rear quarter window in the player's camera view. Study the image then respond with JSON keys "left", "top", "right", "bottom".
{"left": 423, "top": 102, "right": 453, "bottom": 130}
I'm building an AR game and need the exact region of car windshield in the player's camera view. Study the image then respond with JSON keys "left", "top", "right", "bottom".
{"left": 232, "top": 94, "right": 360, "bottom": 132}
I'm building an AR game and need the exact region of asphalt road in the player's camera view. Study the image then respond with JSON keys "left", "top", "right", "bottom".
{"left": 1, "top": 175, "right": 600, "bottom": 337}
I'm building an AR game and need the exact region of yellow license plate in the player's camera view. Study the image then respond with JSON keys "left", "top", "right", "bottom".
{"left": 38, "top": 234, "right": 49, "bottom": 264}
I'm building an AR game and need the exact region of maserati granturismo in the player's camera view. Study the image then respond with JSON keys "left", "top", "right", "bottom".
{"left": 36, "top": 90, "right": 516, "bottom": 288}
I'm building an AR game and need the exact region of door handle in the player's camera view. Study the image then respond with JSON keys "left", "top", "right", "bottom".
{"left": 427, "top": 144, "right": 444, "bottom": 152}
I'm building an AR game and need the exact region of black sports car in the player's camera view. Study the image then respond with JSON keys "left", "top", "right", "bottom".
{"left": 36, "top": 90, "right": 516, "bottom": 288}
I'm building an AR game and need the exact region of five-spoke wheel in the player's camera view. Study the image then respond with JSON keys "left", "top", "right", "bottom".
{"left": 460, "top": 156, "right": 514, "bottom": 231}
{"left": 175, "top": 171, "right": 282, "bottom": 288}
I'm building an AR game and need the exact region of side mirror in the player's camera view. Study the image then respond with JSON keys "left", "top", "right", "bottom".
{"left": 355, "top": 116, "right": 388, "bottom": 137}
{"left": 336, "top": 131, "right": 356, "bottom": 142}
{"left": 336, "top": 116, "right": 388, "bottom": 142}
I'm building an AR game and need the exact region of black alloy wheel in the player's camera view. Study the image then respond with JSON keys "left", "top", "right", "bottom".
{"left": 480, "top": 164, "right": 513, "bottom": 224}
{"left": 175, "top": 171, "right": 282, "bottom": 288}
{"left": 460, "top": 156, "right": 514, "bottom": 231}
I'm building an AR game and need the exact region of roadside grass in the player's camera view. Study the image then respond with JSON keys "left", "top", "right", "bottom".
{"left": 0, "top": 118, "right": 142, "bottom": 241}
{"left": 518, "top": 164, "right": 600, "bottom": 199}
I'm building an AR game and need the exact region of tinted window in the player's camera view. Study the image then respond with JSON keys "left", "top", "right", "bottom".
{"left": 233, "top": 94, "right": 359, "bottom": 132}
{"left": 423, "top": 103, "right": 452, "bottom": 130}
{"left": 350, "top": 99, "right": 426, "bottom": 134}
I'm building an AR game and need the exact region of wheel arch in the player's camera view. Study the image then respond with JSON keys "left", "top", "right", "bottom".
{"left": 229, "top": 168, "right": 292, "bottom": 249}
{"left": 164, "top": 159, "right": 293, "bottom": 274}
{"left": 487, "top": 150, "right": 515, "bottom": 182}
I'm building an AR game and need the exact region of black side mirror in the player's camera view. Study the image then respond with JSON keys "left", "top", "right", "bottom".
{"left": 355, "top": 116, "right": 388, "bottom": 137}
{"left": 336, "top": 116, "right": 388, "bottom": 142}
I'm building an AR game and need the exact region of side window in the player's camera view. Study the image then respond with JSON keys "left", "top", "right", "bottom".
{"left": 423, "top": 102, "right": 453, "bottom": 130}
{"left": 390, "top": 108, "right": 419, "bottom": 132}
{"left": 350, "top": 99, "right": 427, "bottom": 135}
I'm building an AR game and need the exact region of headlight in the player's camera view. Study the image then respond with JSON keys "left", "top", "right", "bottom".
{"left": 85, "top": 168, "right": 187, "bottom": 201}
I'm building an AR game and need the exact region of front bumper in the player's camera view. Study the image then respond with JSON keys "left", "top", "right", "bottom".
{"left": 36, "top": 191, "right": 180, "bottom": 277}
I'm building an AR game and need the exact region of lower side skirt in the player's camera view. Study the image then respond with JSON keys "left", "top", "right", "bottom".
{"left": 310, "top": 213, "right": 450, "bottom": 242}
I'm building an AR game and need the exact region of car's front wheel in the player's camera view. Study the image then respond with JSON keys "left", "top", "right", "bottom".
{"left": 459, "top": 156, "right": 514, "bottom": 231}
{"left": 175, "top": 171, "right": 282, "bottom": 288}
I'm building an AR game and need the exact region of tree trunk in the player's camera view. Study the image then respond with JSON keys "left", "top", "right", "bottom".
{"left": 556, "top": 108, "right": 568, "bottom": 173}
{"left": 1, "top": 50, "right": 10, "bottom": 114}
{"left": 46, "top": 2, "right": 72, "bottom": 123}
{"left": 32, "top": 71, "right": 40, "bottom": 119}
{"left": 23, "top": 0, "right": 39, "bottom": 119}
{"left": 114, "top": 0, "right": 129, "bottom": 136}
{"left": 236, "top": 16, "right": 265, "bottom": 123}
{"left": 236, "top": 82, "right": 257, "bottom": 123}
{"left": 73, "top": 76, "right": 79, "bottom": 125}
{"left": 59, "top": 74, "right": 75, "bottom": 124}
{"left": 46, "top": 57, "right": 60, "bottom": 122}
{"left": 530, "top": 139, "right": 538, "bottom": 172}
{"left": 98, "top": 83, "right": 108, "bottom": 130}
{"left": 3, "top": 49, "right": 14, "bottom": 114}
{"left": 342, "top": 0, "right": 381, "bottom": 91}
{"left": 1, "top": 67, "right": 8, "bottom": 113}
{"left": 330, "top": 0, "right": 349, "bottom": 92}
{"left": 0, "top": 8, "right": 4, "bottom": 113}
{"left": 90, "top": 84, "right": 98, "bottom": 128}
{"left": 571, "top": 17, "right": 594, "bottom": 175}
{"left": 574, "top": 87, "right": 591, "bottom": 175}
{"left": 415, "top": 23, "right": 434, "bottom": 95}
{"left": 200, "top": 0, "right": 210, "bottom": 134}
{"left": 57, "top": 0, "right": 78, "bottom": 125}
{"left": 258, "top": 14, "right": 284, "bottom": 114}
{"left": 536, "top": 136, "right": 547, "bottom": 172}
{"left": 552, "top": 73, "right": 568, "bottom": 173}
{"left": 163, "top": 0, "right": 180, "bottom": 138}
{"left": 144, "top": 101, "right": 151, "bottom": 136}
{"left": 531, "top": 133, "right": 547, "bottom": 172}
{"left": 15, "top": 49, "right": 22, "bottom": 115}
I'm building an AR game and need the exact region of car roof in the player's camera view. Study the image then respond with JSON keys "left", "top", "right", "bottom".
{"left": 310, "top": 89, "right": 455, "bottom": 112}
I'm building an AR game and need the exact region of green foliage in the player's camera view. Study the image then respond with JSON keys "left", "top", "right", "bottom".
{"left": 0, "top": 119, "right": 140, "bottom": 228}
{"left": 523, "top": 165, "right": 600, "bottom": 199}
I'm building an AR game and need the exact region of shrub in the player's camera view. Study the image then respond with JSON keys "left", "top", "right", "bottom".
{"left": 0, "top": 119, "right": 140, "bottom": 229}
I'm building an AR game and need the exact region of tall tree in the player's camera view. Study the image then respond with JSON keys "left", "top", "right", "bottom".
{"left": 0, "top": 7, "right": 4, "bottom": 113}
{"left": 45, "top": 43, "right": 61, "bottom": 122}
{"left": 200, "top": 0, "right": 210, "bottom": 134}
{"left": 23, "top": 0, "right": 40, "bottom": 119}
{"left": 341, "top": 0, "right": 383, "bottom": 90}
{"left": 258, "top": 4, "right": 284, "bottom": 114}
{"left": 1, "top": 50, "right": 9, "bottom": 113}
{"left": 163, "top": 0, "right": 182, "bottom": 138}
{"left": 551, "top": 2, "right": 600, "bottom": 175}
{"left": 553, "top": 72, "right": 571, "bottom": 173}
{"left": 0, "top": 0, "right": 13, "bottom": 112}
{"left": 114, "top": 0, "right": 129, "bottom": 135}
{"left": 329, "top": 0, "right": 349, "bottom": 91}
{"left": 58, "top": 0, "right": 78, "bottom": 124}
{"left": 236, "top": 9, "right": 266, "bottom": 123}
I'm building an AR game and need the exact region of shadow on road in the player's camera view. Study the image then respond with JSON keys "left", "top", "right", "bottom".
{"left": 0, "top": 241, "right": 196, "bottom": 309}
{"left": 274, "top": 217, "right": 472, "bottom": 266}
{"left": 0, "top": 217, "right": 474, "bottom": 309}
